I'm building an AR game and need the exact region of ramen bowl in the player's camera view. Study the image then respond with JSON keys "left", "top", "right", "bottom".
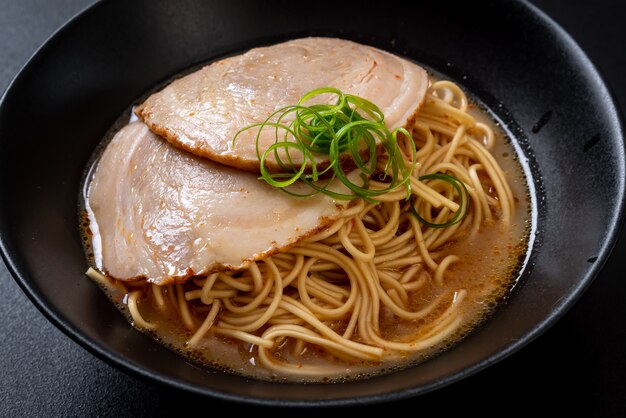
{"left": 0, "top": 0, "right": 623, "bottom": 406}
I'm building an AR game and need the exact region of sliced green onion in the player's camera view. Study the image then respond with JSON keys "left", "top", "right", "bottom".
{"left": 234, "top": 88, "right": 469, "bottom": 227}
{"left": 233, "top": 88, "right": 415, "bottom": 202}
{"left": 410, "top": 173, "right": 470, "bottom": 228}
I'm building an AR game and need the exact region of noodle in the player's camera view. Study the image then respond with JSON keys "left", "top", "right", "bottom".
{"left": 92, "top": 79, "right": 524, "bottom": 380}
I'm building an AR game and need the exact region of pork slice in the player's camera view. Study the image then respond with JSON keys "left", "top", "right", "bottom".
{"left": 136, "top": 37, "right": 428, "bottom": 173}
{"left": 87, "top": 122, "right": 348, "bottom": 284}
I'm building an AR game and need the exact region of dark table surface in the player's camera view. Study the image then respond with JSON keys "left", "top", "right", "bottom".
{"left": 1, "top": 1, "right": 624, "bottom": 416}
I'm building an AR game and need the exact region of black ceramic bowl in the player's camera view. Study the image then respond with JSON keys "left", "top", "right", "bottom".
{"left": 0, "top": 0, "right": 623, "bottom": 406}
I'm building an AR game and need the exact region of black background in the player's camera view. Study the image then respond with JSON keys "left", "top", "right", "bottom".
{"left": 0, "top": 1, "right": 624, "bottom": 416}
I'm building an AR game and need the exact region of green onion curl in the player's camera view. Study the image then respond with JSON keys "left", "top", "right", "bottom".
{"left": 233, "top": 87, "right": 469, "bottom": 226}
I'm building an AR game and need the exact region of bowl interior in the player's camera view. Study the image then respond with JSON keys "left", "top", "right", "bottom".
{"left": 0, "top": 0, "right": 623, "bottom": 406}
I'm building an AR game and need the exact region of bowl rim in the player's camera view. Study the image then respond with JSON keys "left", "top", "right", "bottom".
{"left": 0, "top": 0, "right": 624, "bottom": 407}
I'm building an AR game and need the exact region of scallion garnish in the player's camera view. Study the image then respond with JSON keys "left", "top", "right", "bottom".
{"left": 234, "top": 88, "right": 415, "bottom": 202}
{"left": 234, "top": 88, "right": 469, "bottom": 227}
{"left": 410, "top": 173, "right": 470, "bottom": 228}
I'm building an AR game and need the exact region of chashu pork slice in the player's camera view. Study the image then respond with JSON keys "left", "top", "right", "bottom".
{"left": 136, "top": 37, "right": 429, "bottom": 173}
{"left": 87, "top": 122, "right": 349, "bottom": 284}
